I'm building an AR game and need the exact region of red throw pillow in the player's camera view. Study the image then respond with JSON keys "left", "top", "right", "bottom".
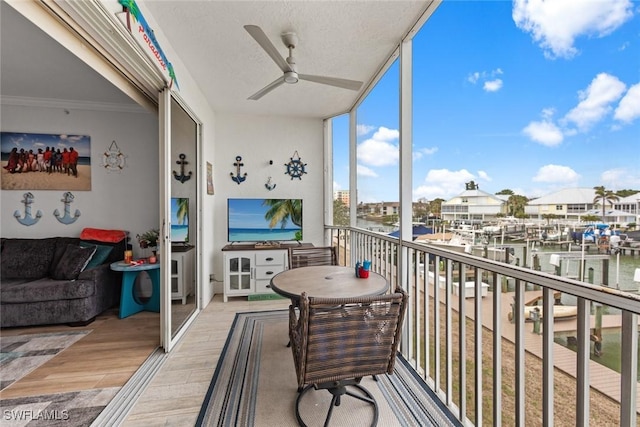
{"left": 80, "top": 228, "right": 127, "bottom": 243}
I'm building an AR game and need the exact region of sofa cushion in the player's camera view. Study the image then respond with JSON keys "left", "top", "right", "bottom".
{"left": 81, "top": 238, "right": 127, "bottom": 265}
{"left": 51, "top": 244, "right": 96, "bottom": 280}
{"left": 49, "top": 237, "right": 81, "bottom": 276}
{"left": 1, "top": 277, "right": 97, "bottom": 303}
{"left": 80, "top": 242, "right": 113, "bottom": 269}
{"left": 0, "top": 238, "right": 58, "bottom": 280}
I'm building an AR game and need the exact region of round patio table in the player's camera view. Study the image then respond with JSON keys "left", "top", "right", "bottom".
{"left": 269, "top": 265, "right": 388, "bottom": 301}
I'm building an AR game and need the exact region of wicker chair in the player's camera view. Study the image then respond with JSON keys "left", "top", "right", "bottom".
{"left": 285, "top": 246, "right": 338, "bottom": 347}
{"left": 288, "top": 246, "right": 337, "bottom": 268}
{"left": 288, "top": 287, "right": 408, "bottom": 426}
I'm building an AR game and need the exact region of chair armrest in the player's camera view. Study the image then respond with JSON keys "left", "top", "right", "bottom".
{"left": 289, "top": 300, "right": 308, "bottom": 389}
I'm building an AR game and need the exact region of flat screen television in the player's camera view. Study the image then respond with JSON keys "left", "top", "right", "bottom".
{"left": 227, "top": 198, "right": 303, "bottom": 243}
{"left": 171, "top": 197, "right": 189, "bottom": 243}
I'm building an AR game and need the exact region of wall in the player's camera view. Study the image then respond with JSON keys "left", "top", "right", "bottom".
{"left": 212, "top": 113, "right": 325, "bottom": 290}
{"left": 1, "top": 102, "right": 158, "bottom": 259}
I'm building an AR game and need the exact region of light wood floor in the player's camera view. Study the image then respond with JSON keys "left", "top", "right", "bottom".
{"left": 0, "top": 295, "right": 290, "bottom": 425}
{"left": 122, "top": 294, "right": 290, "bottom": 426}
{"left": 0, "top": 308, "right": 160, "bottom": 399}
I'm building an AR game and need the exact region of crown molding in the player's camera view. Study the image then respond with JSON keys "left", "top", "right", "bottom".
{"left": 0, "top": 95, "right": 147, "bottom": 114}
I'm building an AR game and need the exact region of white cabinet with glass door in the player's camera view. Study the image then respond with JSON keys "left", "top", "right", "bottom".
{"left": 222, "top": 249, "right": 287, "bottom": 301}
{"left": 223, "top": 253, "right": 253, "bottom": 301}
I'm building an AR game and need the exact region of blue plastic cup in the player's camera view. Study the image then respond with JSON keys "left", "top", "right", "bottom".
{"left": 363, "top": 260, "right": 371, "bottom": 271}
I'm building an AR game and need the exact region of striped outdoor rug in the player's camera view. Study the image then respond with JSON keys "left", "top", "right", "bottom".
{"left": 196, "top": 310, "right": 461, "bottom": 427}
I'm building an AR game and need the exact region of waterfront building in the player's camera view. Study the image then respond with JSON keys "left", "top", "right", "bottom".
{"left": 526, "top": 187, "right": 638, "bottom": 225}
{"left": 440, "top": 187, "right": 507, "bottom": 224}
{"left": 334, "top": 190, "right": 350, "bottom": 206}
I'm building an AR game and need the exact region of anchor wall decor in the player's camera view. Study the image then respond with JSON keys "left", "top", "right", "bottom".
{"left": 54, "top": 192, "right": 81, "bottom": 224}
{"left": 265, "top": 176, "right": 276, "bottom": 191}
{"left": 14, "top": 192, "right": 42, "bottom": 226}
{"left": 173, "top": 153, "right": 193, "bottom": 183}
{"left": 230, "top": 155, "right": 247, "bottom": 185}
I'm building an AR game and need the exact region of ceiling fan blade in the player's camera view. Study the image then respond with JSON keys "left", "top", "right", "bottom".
{"left": 298, "top": 74, "right": 363, "bottom": 91}
{"left": 248, "top": 77, "right": 285, "bottom": 100}
{"left": 244, "top": 25, "right": 291, "bottom": 73}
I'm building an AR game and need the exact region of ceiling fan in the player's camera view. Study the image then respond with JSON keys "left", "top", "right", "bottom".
{"left": 244, "top": 25, "right": 364, "bottom": 100}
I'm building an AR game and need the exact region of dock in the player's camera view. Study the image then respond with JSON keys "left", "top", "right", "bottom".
{"left": 479, "top": 290, "right": 640, "bottom": 412}
{"left": 425, "top": 283, "right": 640, "bottom": 412}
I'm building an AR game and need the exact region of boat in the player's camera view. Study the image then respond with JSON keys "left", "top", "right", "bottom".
{"left": 521, "top": 305, "right": 577, "bottom": 320}
{"left": 424, "top": 271, "right": 489, "bottom": 298}
{"left": 508, "top": 292, "right": 577, "bottom": 321}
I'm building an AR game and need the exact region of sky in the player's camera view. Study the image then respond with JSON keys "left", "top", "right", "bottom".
{"left": 227, "top": 198, "right": 301, "bottom": 230}
{"left": 332, "top": 0, "right": 640, "bottom": 203}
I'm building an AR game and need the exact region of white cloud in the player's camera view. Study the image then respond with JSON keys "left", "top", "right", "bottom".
{"left": 468, "top": 69, "right": 504, "bottom": 92}
{"left": 413, "top": 146, "right": 438, "bottom": 161}
{"left": 541, "top": 107, "right": 555, "bottom": 120}
{"left": 614, "top": 82, "right": 640, "bottom": 123}
{"left": 484, "top": 79, "right": 503, "bottom": 92}
{"left": 532, "top": 164, "right": 580, "bottom": 183}
{"left": 413, "top": 169, "right": 476, "bottom": 200}
{"left": 601, "top": 168, "right": 640, "bottom": 189}
{"left": 357, "top": 126, "right": 399, "bottom": 167}
{"left": 357, "top": 164, "right": 378, "bottom": 178}
{"left": 333, "top": 181, "right": 341, "bottom": 191}
{"left": 477, "top": 170, "right": 492, "bottom": 181}
{"left": 371, "top": 126, "right": 399, "bottom": 141}
{"left": 522, "top": 120, "right": 564, "bottom": 146}
{"left": 512, "top": 0, "right": 634, "bottom": 59}
{"left": 356, "top": 124, "right": 375, "bottom": 136}
{"left": 563, "top": 73, "right": 626, "bottom": 131}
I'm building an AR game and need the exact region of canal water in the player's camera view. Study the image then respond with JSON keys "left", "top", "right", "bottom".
{"left": 509, "top": 243, "right": 640, "bottom": 379}
{"left": 503, "top": 242, "right": 639, "bottom": 293}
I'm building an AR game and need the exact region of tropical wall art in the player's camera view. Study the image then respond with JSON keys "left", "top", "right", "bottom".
{"left": 1, "top": 131, "right": 91, "bottom": 191}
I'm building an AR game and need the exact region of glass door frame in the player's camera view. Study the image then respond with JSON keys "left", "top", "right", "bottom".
{"left": 159, "top": 89, "right": 202, "bottom": 351}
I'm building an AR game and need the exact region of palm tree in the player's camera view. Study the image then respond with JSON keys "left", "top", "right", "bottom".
{"left": 175, "top": 198, "right": 189, "bottom": 225}
{"left": 592, "top": 186, "right": 619, "bottom": 222}
{"left": 263, "top": 199, "right": 302, "bottom": 229}
{"left": 507, "top": 194, "right": 528, "bottom": 217}
{"left": 581, "top": 214, "right": 600, "bottom": 223}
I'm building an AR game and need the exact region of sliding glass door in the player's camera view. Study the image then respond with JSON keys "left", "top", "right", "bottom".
{"left": 160, "top": 90, "right": 201, "bottom": 351}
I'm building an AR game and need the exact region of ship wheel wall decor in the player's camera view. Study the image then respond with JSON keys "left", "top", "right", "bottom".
{"left": 284, "top": 151, "right": 307, "bottom": 180}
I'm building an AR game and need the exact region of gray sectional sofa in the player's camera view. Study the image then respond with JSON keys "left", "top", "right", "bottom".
{"left": 0, "top": 236, "right": 126, "bottom": 328}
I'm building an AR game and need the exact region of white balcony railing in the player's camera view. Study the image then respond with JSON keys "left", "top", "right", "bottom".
{"left": 326, "top": 226, "right": 640, "bottom": 426}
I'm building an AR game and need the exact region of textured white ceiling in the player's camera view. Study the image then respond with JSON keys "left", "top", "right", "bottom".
{"left": 144, "top": 1, "right": 430, "bottom": 118}
{"left": 1, "top": 1, "right": 434, "bottom": 119}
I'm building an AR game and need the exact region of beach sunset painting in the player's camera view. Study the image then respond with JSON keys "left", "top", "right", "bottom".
{"left": 1, "top": 132, "right": 92, "bottom": 191}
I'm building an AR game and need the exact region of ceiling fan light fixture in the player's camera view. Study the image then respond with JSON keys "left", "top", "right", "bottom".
{"left": 284, "top": 71, "right": 299, "bottom": 84}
